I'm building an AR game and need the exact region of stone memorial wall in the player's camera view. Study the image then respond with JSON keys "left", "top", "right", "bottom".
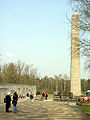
{"left": 0, "top": 83, "right": 36, "bottom": 104}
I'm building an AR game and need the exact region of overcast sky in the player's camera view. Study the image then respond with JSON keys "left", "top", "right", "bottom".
{"left": 0, "top": 0, "right": 89, "bottom": 79}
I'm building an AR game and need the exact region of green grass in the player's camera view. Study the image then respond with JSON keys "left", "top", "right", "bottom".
{"left": 48, "top": 91, "right": 56, "bottom": 95}
{"left": 81, "top": 91, "right": 90, "bottom": 97}
{"left": 79, "top": 103, "right": 90, "bottom": 116}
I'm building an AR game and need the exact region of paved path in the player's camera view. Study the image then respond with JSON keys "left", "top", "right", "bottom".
{"left": 0, "top": 95, "right": 90, "bottom": 120}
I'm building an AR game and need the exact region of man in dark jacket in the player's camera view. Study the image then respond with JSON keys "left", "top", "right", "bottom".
{"left": 5, "top": 92, "right": 11, "bottom": 112}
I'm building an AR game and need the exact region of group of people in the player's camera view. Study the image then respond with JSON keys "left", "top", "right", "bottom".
{"left": 69, "top": 91, "right": 73, "bottom": 100}
{"left": 26, "top": 92, "right": 34, "bottom": 100}
{"left": 4, "top": 90, "right": 48, "bottom": 113}
{"left": 79, "top": 96, "right": 90, "bottom": 102}
{"left": 42, "top": 91, "right": 48, "bottom": 100}
{"left": 76, "top": 96, "right": 90, "bottom": 106}
{"left": 4, "top": 91, "right": 18, "bottom": 113}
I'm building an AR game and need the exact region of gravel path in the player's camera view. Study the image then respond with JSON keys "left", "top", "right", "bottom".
{"left": 0, "top": 95, "right": 90, "bottom": 120}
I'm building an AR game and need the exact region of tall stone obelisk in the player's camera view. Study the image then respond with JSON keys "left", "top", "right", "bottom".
{"left": 71, "top": 13, "right": 81, "bottom": 96}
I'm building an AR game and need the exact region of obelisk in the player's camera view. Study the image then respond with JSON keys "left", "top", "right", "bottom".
{"left": 71, "top": 13, "right": 81, "bottom": 96}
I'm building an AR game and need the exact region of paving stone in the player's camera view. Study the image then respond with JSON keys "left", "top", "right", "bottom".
{"left": 0, "top": 95, "right": 90, "bottom": 120}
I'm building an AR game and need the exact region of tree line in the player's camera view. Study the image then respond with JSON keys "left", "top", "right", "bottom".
{"left": 0, "top": 61, "right": 89, "bottom": 94}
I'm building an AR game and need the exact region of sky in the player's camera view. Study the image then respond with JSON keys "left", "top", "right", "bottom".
{"left": 0, "top": 0, "right": 89, "bottom": 79}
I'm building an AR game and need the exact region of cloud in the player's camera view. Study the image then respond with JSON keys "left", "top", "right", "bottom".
{"left": 6, "top": 52, "right": 14, "bottom": 57}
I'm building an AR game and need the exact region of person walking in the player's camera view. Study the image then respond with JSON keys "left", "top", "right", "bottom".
{"left": 12, "top": 91, "right": 18, "bottom": 113}
{"left": 45, "top": 93, "right": 48, "bottom": 100}
{"left": 42, "top": 91, "right": 45, "bottom": 98}
{"left": 5, "top": 92, "right": 11, "bottom": 112}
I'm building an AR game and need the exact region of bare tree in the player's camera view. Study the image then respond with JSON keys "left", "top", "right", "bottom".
{"left": 69, "top": 0, "right": 90, "bottom": 32}
{"left": 2, "top": 63, "right": 17, "bottom": 83}
{"left": 68, "top": 0, "right": 90, "bottom": 69}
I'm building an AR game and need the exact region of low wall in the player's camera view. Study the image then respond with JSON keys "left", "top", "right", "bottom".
{"left": 0, "top": 83, "right": 36, "bottom": 104}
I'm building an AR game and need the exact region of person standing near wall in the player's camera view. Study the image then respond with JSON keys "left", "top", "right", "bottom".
{"left": 5, "top": 92, "right": 11, "bottom": 112}
{"left": 45, "top": 92, "right": 48, "bottom": 100}
{"left": 12, "top": 91, "right": 18, "bottom": 113}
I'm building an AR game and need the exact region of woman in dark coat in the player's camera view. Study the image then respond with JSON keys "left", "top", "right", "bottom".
{"left": 12, "top": 91, "right": 18, "bottom": 113}
{"left": 45, "top": 93, "right": 48, "bottom": 100}
{"left": 5, "top": 92, "right": 11, "bottom": 112}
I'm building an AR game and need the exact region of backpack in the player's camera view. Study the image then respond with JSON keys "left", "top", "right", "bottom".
{"left": 4, "top": 96, "right": 7, "bottom": 103}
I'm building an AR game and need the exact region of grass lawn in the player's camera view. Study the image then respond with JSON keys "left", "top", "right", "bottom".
{"left": 79, "top": 103, "right": 90, "bottom": 116}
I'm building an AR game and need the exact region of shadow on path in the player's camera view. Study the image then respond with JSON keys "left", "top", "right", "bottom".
{"left": 0, "top": 95, "right": 90, "bottom": 120}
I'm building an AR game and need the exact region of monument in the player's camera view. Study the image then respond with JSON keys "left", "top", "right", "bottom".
{"left": 71, "top": 13, "right": 81, "bottom": 96}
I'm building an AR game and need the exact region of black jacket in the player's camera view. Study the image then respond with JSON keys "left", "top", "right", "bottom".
{"left": 13, "top": 94, "right": 18, "bottom": 106}
{"left": 6, "top": 95, "right": 11, "bottom": 108}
